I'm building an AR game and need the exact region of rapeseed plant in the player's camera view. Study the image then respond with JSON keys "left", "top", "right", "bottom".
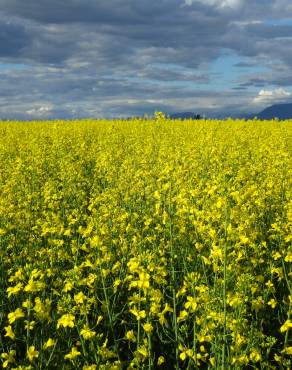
{"left": 0, "top": 117, "right": 291, "bottom": 368}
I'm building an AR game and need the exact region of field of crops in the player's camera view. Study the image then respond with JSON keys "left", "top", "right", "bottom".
{"left": 0, "top": 118, "right": 291, "bottom": 369}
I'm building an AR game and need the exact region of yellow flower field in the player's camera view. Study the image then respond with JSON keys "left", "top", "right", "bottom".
{"left": 0, "top": 118, "right": 291, "bottom": 369}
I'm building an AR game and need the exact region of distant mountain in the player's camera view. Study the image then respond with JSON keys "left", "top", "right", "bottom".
{"left": 169, "top": 112, "right": 202, "bottom": 119}
{"left": 256, "top": 102, "right": 292, "bottom": 120}
{"left": 166, "top": 103, "right": 292, "bottom": 120}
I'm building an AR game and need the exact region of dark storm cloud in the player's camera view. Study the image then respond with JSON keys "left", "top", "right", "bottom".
{"left": 0, "top": 0, "right": 180, "bottom": 25}
{"left": 0, "top": 0, "right": 292, "bottom": 119}
{"left": 0, "top": 1, "right": 233, "bottom": 67}
{"left": 239, "top": 67, "right": 292, "bottom": 89}
{"left": 234, "top": 62, "right": 258, "bottom": 68}
{"left": 245, "top": 23, "right": 292, "bottom": 39}
{"left": 0, "top": 20, "right": 32, "bottom": 57}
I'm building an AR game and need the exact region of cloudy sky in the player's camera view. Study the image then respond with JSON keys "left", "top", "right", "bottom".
{"left": 1, "top": 0, "right": 292, "bottom": 119}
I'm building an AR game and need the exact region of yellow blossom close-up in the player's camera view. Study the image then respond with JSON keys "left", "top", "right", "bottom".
{"left": 8, "top": 308, "right": 25, "bottom": 324}
{"left": 57, "top": 314, "right": 75, "bottom": 329}
{"left": 27, "top": 346, "right": 39, "bottom": 362}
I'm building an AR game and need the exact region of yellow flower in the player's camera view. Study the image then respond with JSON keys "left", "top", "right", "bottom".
{"left": 249, "top": 349, "right": 261, "bottom": 362}
{"left": 80, "top": 325, "right": 96, "bottom": 340}
{"left": 251, "top": 296, "right": 264, "bottom": 311}
{"left": 231, "top": 354, "right": 249, "bottom": 365}
{"left": 57, "top": 314, "right": 75, "bottom": 329}
{"left": 265, "top": 280, "right": 274, "bottom": 289}
{"left": 281, "top": 346, "right": 292, "bottom": 355}
{"left": 157, "top": 356, "right": 165, "bottom": 365}
{"left": 83, "top": 365, "right": 97, "bottom": 370}
{"left": 198, "top": 334, "right": 213, "bottom": 342}
{"left": 239, "top": 235, "right": 249, "bottom": 245}
{"left": 43, "top": 338, "right": 56, "bottom": 349}
{"left": 179, "top": 351, "right": 187, "bottom": 361}
{"left": 209, "top": 357, "right": 216, "bottom": 366}
{"left": 129, "top": 271, "right": 151, "bottom": 290}
{"left": 137, "top": 272, "right": 150, "bottom": 289}
{"left": 158, "top": 312, "right": 167, "bottom": 325}
{"left": 280, "top": 319, "right": 292, "bottom": 333}
{"left": 24, "top": 320, "right": 36, "bottom": 331}
{"left": 162, "top": 303, "right": 173, "bottom": 314}
{"left": 179, "top": 345, "right": 194, "bottom": 361}
{"left": 272, "top": 251, "right": 282, "bottom": 260}
{"left": 27, "top": 345, "right": 39, "bottom": 362}
{"left": 129, "top": 308, "right": 146, "bottom": 321}
{"left": 143, "top": 322, "right": 153, "bottom": 334}
{"left": 63, "top": 281, "right": 74, "bottom": 292}
{"left": 1, "top": 350, "right": 16, "bottom": 368}
{"left": 74, "top": 291, "right": 86, "bottom": 304}
{"left": 33, "top": 297, "right": 51, "bottom": 321}
{"left": 7, "top": 282, "right": 23, "bottom": 297}
{"left": 178, "top": 310, "right": 188, "bottom": 322}
{"left": 64, "top": 347, "right": 81, "bottom": 360}
{"left": 24, "top": 279, "right": 45, "bottom": 293}
{"left": 185, "top": 296, "right": 198, "bottom": 312}
{"left": 113, "top": 279, "right": 121, "bottom": 292}
{"left": 284, "top": 252, "right": 292, "bottom": 262}
{"left": 4, "top": 325, "right": 15, "bottom": 340}
{"left": 267, "top": 299, "right": 277, "bottom": 308}
{"left": 137, "top": 345, "right": 148, "bottom": 359}
{"left": 22, "top": 299, "right": 33, "bottom": 310}
{"left": 112, "top": 261, "right": 121, "bottom": 272}
{"left": 274, "top": 353, "right": 282, "bottom": 362}
{"left": 125, "top": 330, "right": 136, "bottom": 342}
{"left": 8, "top": 308, "right": 25, "bottom": 324}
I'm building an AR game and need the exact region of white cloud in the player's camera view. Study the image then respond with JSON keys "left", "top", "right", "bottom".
{"left": 26, "top": 104, "right": 53, "bottom": 116}
{"left": 184, "top": 0, "right": 242, "bottom": 9}
{"left": 253, "top": 88, "right": 291, "bottom": 105}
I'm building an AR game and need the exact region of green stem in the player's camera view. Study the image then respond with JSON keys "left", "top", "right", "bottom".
{"left": 172, "top": 287, "right": 179, "bottom": 369}
{"left": 192, "top": 317, "right": 197, "bottom": 368}
{"left": 45, "top": 340, "right": 58, "bottom": 368}
{"left": 169, "top": 208, "right": 179, "bottom": 368}
{"left": 137, "top": 289, "right": 141, "bottom": 349}
{"left": 100, "top": 269, "right": 120, "bottom": 361}
{"left": 222, "top": 206, "right": 229, "bottom": 370}
{"left": 281, "top": 258, "right": 291, "bottom": 349}
{"left": 26, "top": 295, "right": 31, "bottom": 352}
{"left": 222, "top": 241, "right": 227, "bottom": 370}
{"left": 147, "top": 332, "right": 153, "bottom": 369}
